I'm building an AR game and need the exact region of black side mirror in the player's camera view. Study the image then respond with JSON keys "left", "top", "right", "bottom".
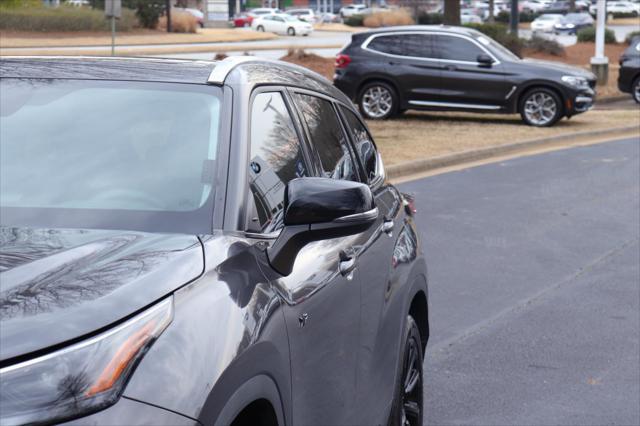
{"left": 267, "top": 177, "right": 377, "bottom": 276}
{"left": 477, "top": 53, "right": 494, "bottom": 67}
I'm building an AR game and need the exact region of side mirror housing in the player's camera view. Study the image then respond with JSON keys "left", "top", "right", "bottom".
{"left": 267, "top": 177, "right": 377, "bottom": 276}
{"left": 477, "top": 53, "right": 494, "bottom": 67}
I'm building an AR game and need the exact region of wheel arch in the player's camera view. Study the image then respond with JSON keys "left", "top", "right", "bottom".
{"left": 408, "top": 289, "right": 429, "bottom": 354}
{"left": 214, "top": 375, "right": 285, "bottom": 426}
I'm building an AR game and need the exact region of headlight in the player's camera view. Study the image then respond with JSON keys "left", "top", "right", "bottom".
{"left": 0, "top": 298, "right": 173, "bottom": 426}
{"left": 566, "top": 23, "right": 575, "bottom": 28}
{"left": 561, "top": 75, "right": 590, "bottom": 88}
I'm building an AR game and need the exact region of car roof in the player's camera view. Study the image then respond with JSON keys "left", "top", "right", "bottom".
{"left": 0, "top": 56, "right": 351, "bottom": 104}
{"left": 353, "top": 25, "right": 484, "bottom": 39}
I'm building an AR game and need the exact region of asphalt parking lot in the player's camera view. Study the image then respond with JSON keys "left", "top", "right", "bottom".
{"left": 400, "top": 137, "right": 640, "bottom": 425}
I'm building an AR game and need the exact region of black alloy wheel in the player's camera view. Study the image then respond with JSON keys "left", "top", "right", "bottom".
{"left": 390, "top": 316, "right": 423, "bottom": 426}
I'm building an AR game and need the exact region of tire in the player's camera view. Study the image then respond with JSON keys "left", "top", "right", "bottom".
{"left": 632, "top": 76, "right": 640, "bottom": 104}
{"left": 519, "top": 87, "right": 563, "bottom": 127}
{"left": 287, "top": 27, "right": 295, "bottom": 36}
{"left": 357, "top": 81, "right": 398, "bottom": 120}
{"left": 389, "top": 316, "right": 423, "bottom": 426}
{"left": 256, "top": 25, "right": 265, "bottom": 32}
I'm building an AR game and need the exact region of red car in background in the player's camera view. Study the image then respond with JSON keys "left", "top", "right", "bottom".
{"left": 232, "top": 13, "right": 254, "bottom": 27}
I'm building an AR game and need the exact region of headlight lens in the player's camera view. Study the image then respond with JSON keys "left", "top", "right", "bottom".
{"left": 0, "top": 298, "right": 173, "bottom": 426}
{"left": 561, "top": 75, "right": 590, "bottom": 88}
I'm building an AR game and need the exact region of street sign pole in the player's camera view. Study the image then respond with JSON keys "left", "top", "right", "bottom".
{"left": 590, "top": 0, "right": 608, "bottom": 84}
{"left": 105, "top": 0, "right": 121, "bottom": 56}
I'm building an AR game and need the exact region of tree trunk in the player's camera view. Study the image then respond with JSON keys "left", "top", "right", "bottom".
{"left": 569, "top": 0, "right": 576, "bottom": 12}
{"left": 443, "top": 0, "right": 460, "bottom": 26}
{"left": 488, "top": 0, "right": 495, "bottom": 23}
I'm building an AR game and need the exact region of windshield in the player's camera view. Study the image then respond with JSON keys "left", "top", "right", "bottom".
{"left": 283, "top": 15, "right": 298, "bottom": 21}
{"left": 475, "top": 34, "right": 521, "bottom": 61}
{"left": 0, "top": 78, "right": 222, "bottom": 234}
{"left": 538, "top": 14, "right": 561, "bottom": 20}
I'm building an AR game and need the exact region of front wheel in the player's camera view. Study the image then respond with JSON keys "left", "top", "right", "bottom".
{"left": 256, "top": 25, "right": 264, "bottom": 32}
{"left": 389, "top": 316, "right": 423, "bottom": 426}
{"left": 519, "top": 88, "right": 563, "bottom": 127}
{"left": 287, "top": 27, "right": 295, "bottom": 36}
{"left": 632, "top": 76, "right": 640, "bottom": 104}
{"left": 358, "top": 81, "right": 398, "bottom": 120}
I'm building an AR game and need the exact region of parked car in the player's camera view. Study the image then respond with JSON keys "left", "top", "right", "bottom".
{"left": 182, "top": 7, "right": 204, "bottom": 27}
{"left": 249, "top": 7, "right": 281, "bottom": 16}
{"left": 590, "top": 1, "right": 640, "bottom": 16}
{"left": 531, "top": 13, "right": 564, "bottom": 32}
{"left": 544, "top": 0, "right": 589, "bottom": 12}
{"left": 320, "top": 12, "right": 341, "bottom": 22}
{"left": 334, "top": 25, "right": 597, "bottom": 126}
{"left": 340, "top": 3, "right": 367, "bottom": 17}
{"left": 521, "top": 0, "right": 550, "bottom": 13}
{"left": 553, "top": 12, "right": 594, "bottom": 34}
{"left": 618, "top": 36, "right": 640, "bottom": 103}
{"left": 232, "top": 13, "right": 254, "bottom": 27}
{"left": 252, "top": 13, "right": 313, "bottom": 35}
{"left": 287, "top": 8, "right": 318, "bottom": 22}
{"left": 461, "top": 8, "right": 483, "bottom": 24}
{"left": 0, "top": 55, "right": 429, "bottom": 426}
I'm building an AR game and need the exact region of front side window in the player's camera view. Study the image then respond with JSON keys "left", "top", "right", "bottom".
{"left": 0, "top": 78, "right": 222, "bottom": 234}
{"left": 340, "top": 107, "right": 379, "bottom": 183}
{"left": 437, "top": 35, "right": 483, "bottom": 62}
{"left": 249, "top": 92, "right": 307, "bottom": 233}
{"left": 293, "top": 94, "right": 358, "bottom": 182}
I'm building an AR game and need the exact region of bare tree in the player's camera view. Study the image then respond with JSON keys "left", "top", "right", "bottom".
{"left": 443, "top": 0, "right": 460, "bottom": 25}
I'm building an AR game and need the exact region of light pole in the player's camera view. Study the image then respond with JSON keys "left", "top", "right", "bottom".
{"left": 590, "top": 0, "right": 608, "bottom": 84}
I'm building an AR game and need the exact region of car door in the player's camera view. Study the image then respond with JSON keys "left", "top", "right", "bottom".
{"left": 271, "top": 15, "right": 286, "bottom": 34}
{"left": 363, "top": 33, "right": 442, "bottom": 105}
{"left": 337, "top": 105, "right": 406, "bottom": 424}
{"left": 435, "top": 33, "right": 509, "bottom": 109}
{"left": 267, "top": 90, "right": 364, "bottom": 425}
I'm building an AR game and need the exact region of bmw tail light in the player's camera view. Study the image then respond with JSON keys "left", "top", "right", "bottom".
{"left": 335, "top": 54, "right": 351, "bottom": 69}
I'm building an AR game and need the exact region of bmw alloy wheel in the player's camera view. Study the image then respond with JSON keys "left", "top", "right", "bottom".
{"left": 362, "top": 85, "right": 393, "bottom": 119}
{"left": 633, "top": 78, "right": 640, "bottom": 104}
{"left": 400, "top": 327, "right": 422, "bottom": 425}
{"left": 523, "top": 91, "right": 558, "bottom": 126}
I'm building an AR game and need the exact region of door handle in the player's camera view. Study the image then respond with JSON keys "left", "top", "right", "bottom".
{"left": 382, "top": 219, "right": 394, "bottom": 235}
{"left": 339, "top": 249, "right": 357, "bottom": 279}
{"left": 444, "top": 64, "right": 457, "bottom": 71}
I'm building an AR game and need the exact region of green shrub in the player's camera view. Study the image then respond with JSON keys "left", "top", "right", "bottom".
{"left": 576, "top": 26, "right": 617, "bottom": 43}
{"left": 0, "top": 5, "right": 138, "bottom": 31}
{"left": 0, "top": 0, "right": 41, "bottom": 7}
{"left": 344, "top": 14, "right": 365, "bottom": 27}
{"left": 625, "top": 30, "right": 640, "bottom": 44}
{"left": 525, "top": 35, "right": 565, "bottom": 56}
{"left": 610, "top": 11, "right": 638, "bottom": 18}
{"left": 494, "top": 10, "right": 538, "bottom": 23}
{"left": 416, "top": 12, "right": 442, "bottom": 25}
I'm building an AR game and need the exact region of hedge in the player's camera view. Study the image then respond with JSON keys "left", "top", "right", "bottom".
{"left": 0, "top": 5, "right": 138, "bottom": 31}
{"left": 576, "top": 27, "right": 617, "bottom": 44}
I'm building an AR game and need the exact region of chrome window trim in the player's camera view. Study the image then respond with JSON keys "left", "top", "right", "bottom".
{"left": 408, "top": 100, "right": 502, "bottom": 110}
{"left": 360, "top": 31, "right": 501, "bottom": 66}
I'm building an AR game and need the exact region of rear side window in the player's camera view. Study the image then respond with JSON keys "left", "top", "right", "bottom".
{"left": 366, "top": 33, "right": 437, "bottom": 59}
{"left": 340, "top": 107, "right": 379, "bottom": 183}
{"left": 294, "top": 93, "right": 359, "bottom": 182}
{"left": 366, "top": 34, "right": 406, "bottom": 56}
{"left": 437, "top": 35, "right": 483, "bottom": 62}
{"left": 249, "top": 92, "right": 308, "bottom": 232}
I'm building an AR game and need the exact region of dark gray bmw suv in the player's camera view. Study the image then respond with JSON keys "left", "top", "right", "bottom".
{"left": 334, "top": 25, "right": 597, "bottom": 126}
{"left": 0, "top": 56, "right": 429, "bottom": 426}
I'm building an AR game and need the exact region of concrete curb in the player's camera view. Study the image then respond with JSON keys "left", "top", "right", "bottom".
{"left": 386, "top": 125, "right": 639, "bottom": 180}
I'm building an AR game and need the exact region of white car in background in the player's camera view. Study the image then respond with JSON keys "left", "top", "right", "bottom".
{"left": 287, "top": 8, "right": 318, "bottom": 23}
{"left": 531, "top": 13, "right": 564, "bottom": 32}
{"left": 590, "top": 1, "right": 640, "bottom": 16}
{"left": 249, "top": 7, "right": 281, "bottom": 17}
{"left": 252, "top": 13, "right": 313, "bottom": 36}
{"left": 461, "top": 9, "right": 483, "bottom": 24}
{"left": 340, "top": 4, "right": 367, "bottom": 17}
{"left": 521, "top": 0, "right": 551, "bottom": 13}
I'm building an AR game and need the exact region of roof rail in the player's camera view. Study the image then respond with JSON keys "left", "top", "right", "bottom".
{"left": 207, "top": 56, "right": 262, "bottom": 85}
